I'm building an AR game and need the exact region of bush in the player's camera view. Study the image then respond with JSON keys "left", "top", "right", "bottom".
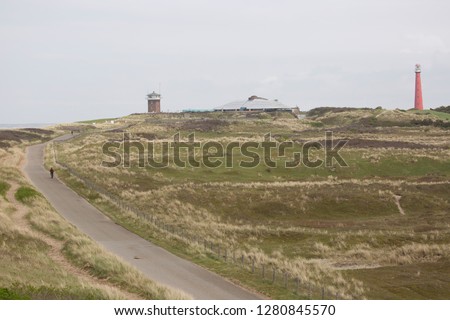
{"left": 15, "top": 186, "right": 39, "bottom": 203}
{"left": 0, "top": 288, "right": 29, "bottom": 300}
{"left": 309, "top": 121, "right": 324, "bottom": 127}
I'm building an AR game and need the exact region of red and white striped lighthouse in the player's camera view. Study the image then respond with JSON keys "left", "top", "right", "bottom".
{"left": 414, "top": 64, "right": 423, "bottom": 110}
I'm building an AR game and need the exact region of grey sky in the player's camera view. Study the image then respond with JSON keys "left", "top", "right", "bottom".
{"left": 1, "top": 0, "right": 449, "bottom": 123}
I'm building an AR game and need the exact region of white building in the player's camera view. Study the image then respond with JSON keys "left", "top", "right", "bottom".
{"left": 214, "top": 95, "right": 294, "bottom": 112}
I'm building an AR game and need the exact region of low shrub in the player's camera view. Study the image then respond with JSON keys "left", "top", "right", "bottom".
{"left": 15, "top": 186, "right": 39, "bottom": 203}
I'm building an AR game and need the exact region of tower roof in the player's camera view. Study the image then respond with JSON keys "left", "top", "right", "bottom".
{"left": 415, "top": 64, "right": 421, "bottom": 73}
{"left": 147, "top": 91, "right": 161, "bottom": 100}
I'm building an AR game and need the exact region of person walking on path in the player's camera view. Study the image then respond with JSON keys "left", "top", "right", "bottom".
{"left": 49, "top": 167, "right": 54, "bottom": 179}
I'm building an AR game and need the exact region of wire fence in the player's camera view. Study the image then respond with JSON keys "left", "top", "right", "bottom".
{"left": 52, "top": 139, "right": 360, "bottom": 300}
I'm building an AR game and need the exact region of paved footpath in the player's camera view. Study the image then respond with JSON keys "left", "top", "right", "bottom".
{"left": 24, "top": 135, "right": 260, "bottom": 299}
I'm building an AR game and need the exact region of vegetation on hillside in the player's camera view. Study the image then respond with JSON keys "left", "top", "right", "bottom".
{"left": 0, "top": 133, "right": 189, "bottom": 300}
{"left": 52, "top": 108, "right": 450, "bottom": 299}
{"left": 433, "top": 106, "right": 450, "bottom": 114}
{"left": 0, "top": 128, "right": 57, "bottom": 149}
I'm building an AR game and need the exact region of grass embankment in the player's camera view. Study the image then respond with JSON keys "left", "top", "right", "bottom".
{"left": 26, "top": 192, "right": 188, "bottom": 299}
{"left": 409, "top": 109, "right": 450, "bottom": 121}
{"left": 0, "top": 128, "right": 58, "bottom": 149}
{"left": 0, "top": 134, "right": 189, "bottom": 299}
{"left": 0, "top": 173, "right": 121, "bottom": 299}
{"left": 52, "top": 109, "right": 450, "bottom": 299}
{"left": 77, "top": 117, "right": 119, "bottom": 124}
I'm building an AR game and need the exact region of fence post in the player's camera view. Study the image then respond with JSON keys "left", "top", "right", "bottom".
{"left": 272, "top": 269, "right": 275, "bottom": 284}
{"left": 224, "top": 249, "right": 227, "bottom": 261}
{"left": 296, "top": 278, "right": 299, "bottom": 294}
{"left": 217, "top": 245, "right": 220, "bottom": 259}
{"left": 308, "top": 284, "right": 312, "bottom": 299}
{"left": 251, "top": 259, "right": 255, "bottom": 273}
{"left": 284, "top": 273, "right": 287, "bottom": 288}
{"left": 262, "top": 265, "right": 265, "bottom": 279}
{"left": 321, "top": 287, "right": 325, "bottom": 300}
{"left": 241, "top": 255, "right": 244, "bottom": 267}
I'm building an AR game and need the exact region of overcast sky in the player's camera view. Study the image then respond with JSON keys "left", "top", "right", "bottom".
{"left": 1, "top": 0, "right": 449, "bottom": 123}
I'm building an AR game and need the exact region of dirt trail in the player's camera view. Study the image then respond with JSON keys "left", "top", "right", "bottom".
{"left": 393, "top": 194, "right": 406, "bottom": 215}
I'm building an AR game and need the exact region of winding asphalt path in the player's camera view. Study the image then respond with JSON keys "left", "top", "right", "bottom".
{"left": 23, "top": 135, "right": 260, "bottom": 299}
